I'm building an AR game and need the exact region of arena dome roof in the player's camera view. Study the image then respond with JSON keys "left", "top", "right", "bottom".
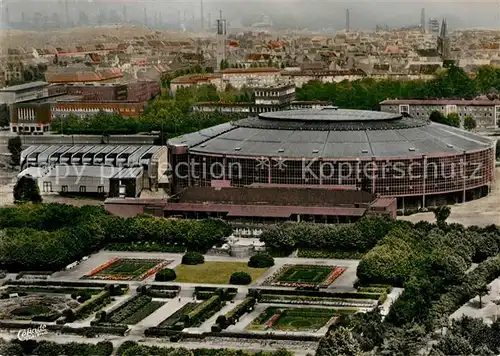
{"left": 169, "top": 108, "right": 494, "bottom": 159}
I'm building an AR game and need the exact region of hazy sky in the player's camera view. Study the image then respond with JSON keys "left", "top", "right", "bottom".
{"left": 3, "top": 0, "right": 500, "bottom": 30}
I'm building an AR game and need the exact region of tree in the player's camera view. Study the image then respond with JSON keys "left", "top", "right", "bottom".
{"left": 464, "top": 116, "right": 477, "bottom": 131}
{"left": 13, "top": 176, "right": 42, "bottom": 204}
{"left": 316, "top": 326, "right": 362, "bottom": 356}
{"left": 229, "top": 271, "right": 252, "bottom": 285}
{"left": 8, "top": 136, "right": 22, "bottom": 166}
{"left": 429, "top": 110, "right": 446, "bottom": 124}
{"left": 155, "top": 268, "right": 176, "bottom": 281}
{"left": 434, "top": 205, "right": 451, "bottom": 227}
{"left": 248, "top": 253, "right": 275, "bottom": 268}
{"left": 446, "top": 113, "right": 460, "bottom": 128}
{"left": 478, "top": 284, "right": 490, "bottom": 309}
{"left": 0, "top": 104, "right": 9, "bottom": 127}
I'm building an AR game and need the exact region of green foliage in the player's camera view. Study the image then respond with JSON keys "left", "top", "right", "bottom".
{"left": 184, "top": 295, "right": 221, "bottom": 325}
{"left": 13, "top": 176, "right": 42, "bottom": 204}
{"left": 182, "top": 252, "right": 205, "bottom": 265}
{"left": 3, "top": 340, "right": 114, "bottom": 356}
{"left": 229, "top": 272, "right": 252, "bottom": 285}
{"left": 260, "top": 216, "right": 393, "bottom": 254}
{"left": 429, "top": 111, "right": 460, "bottom": 127}
{"left": 0, "top": 204, "right": 231, "bottom": 272}
{"left": 8, "top": 136, "right": 22, "bottom": 166}
{"left": 316, "top": 326, "right": 363, "bottom": 356}
{"left": 224, "top": 297, "right": 256, "bottom": 326}
{"left": 248, "top": 253, "right": 275, "bottom": 268}
{"left": 464, "top": 115, "right": 477, "bottom": 131}
{"left": 297, "top": 66, "right": 479, "bottom": 110}
{"left": 0, "top": 104, "right": 9, "bottom": 128}
{"left": 434, "top": 205, "right": 451, "bottom": 226}
{"left": 155, "top": 268, "right": 177, "bottom": 282}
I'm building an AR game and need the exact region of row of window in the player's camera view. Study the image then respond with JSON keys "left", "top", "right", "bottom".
{"left": 42, "top": 182, "right": 105, "bottom": 193}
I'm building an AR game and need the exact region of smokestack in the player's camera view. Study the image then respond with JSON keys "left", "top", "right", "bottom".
{"left": 346, "top": 9, "right": 350, "bottom": 32}
{"left": 144, "top": 7, "right": 147, "bottom": 27}
{"left": 123, "top": 4, "right": 127, "bottom": 23}
{"left": 65, "top": 0, "right": 69, "bottom": 26}
{"left": 200, "top": 0, "right": 204, "bottom": 30}
{"left": 420, "top": 8, "right": 426, "bottom": 33}
{"left": 208, "top": 12, "right": 211, "bottom": 30}
{"left": 5, "top": 5, "right": 9, "bottom": 27}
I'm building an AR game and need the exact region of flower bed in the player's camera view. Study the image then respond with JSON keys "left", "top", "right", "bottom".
{"left": 83, "top": 259, "right": 172, "bottom": 281}
{"left": 138, "top": 261, "right": 171, "bottom": 281}
{"left": 262, "top": 264, "right": 345, "bottom": 288}
{"left": 319, "top": 267, "right": 346, "bottom": 288}
{"left": 86, "top": 258, "right": 121, "bottom": 278}
{"left": 264, "top": 313, "right": 281, "bottom": 328}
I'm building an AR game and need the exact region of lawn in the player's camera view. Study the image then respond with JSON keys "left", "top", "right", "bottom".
{"left": 278, "top": 265, "right": 333, "bottom": 284}
{"left": 247, "top": 307, "right": 341, "bottom": 331}
{"left": 174, "top": 261, "right": 269, "bottom": 284}
{"left": 84, "top": 258, "right": 170, "bottom": 281}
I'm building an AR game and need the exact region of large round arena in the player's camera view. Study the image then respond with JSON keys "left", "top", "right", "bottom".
{"left": 168, "top": 107, "right": 495, "bottom": 208}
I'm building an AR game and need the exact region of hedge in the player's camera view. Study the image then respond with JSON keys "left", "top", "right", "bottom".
{"left": 0, "top": 321, "right": 128, "bottom": 336}
{"left": 182, "top": 252, "right": 205, "bottom": 265}
{"left": 223, "top": 297, "right": 256, "bottom": 327}
{"left": 143, "top": 328, "right": 320, "bottom": 342}
{"left": 155, "top": 268, "right": 176, "bottom": 282}
{"left": 260, "top": 216, "right": 394, "bottom": 253}
{"left": 229, "top": 272, "right": 252, "bottom": 285}
{"left": 252, "top": 288, "right": 383, "bottom": 300}
{"left": 248, "top": 254, "right": 275, "bottom": 268}
{"left": 184, "top": 295, "right": 221, "bottom": 324}
{"left": 73, "top": 290, "right": 111, "bottom": 320}
{"left": 426, "top": 254, "right": 500, "bottom": 328}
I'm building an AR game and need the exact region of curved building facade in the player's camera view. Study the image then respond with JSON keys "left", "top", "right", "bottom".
{"left": 168, "top": 107, "right": 495, "bottom": 208}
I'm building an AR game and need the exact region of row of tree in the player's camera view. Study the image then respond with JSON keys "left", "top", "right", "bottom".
{"left": 296, "top": 65, "right": 496, "bottom": 111}
{"left": 0, "top": 204, "right": 231, "bottom": 271}
{"left": 51, "top": 85, "right": 247, "bottom": 138}
{"left": 316, "top": 220, "right": 500, "bottom": 355}
{"left": 260, "top": 216, "right": 399, "bottom": 254}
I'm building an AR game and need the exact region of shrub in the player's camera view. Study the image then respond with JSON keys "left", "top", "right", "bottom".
{"left": 155, "top": 268, "right": 177, "bottom": 282}
{"left": 248, "top": 253, "right": 275, "bottom": 268}
{"left": 77, "top": 293, "right": 91, "bottom": 303}
{"left": 229, "top": 272, "right": 252, "bottom": 285}
{"left": 182, "top": 252, "right": 205, "bottom": 265}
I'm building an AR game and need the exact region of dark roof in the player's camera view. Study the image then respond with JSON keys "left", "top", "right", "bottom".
{"left": 168, "top": 108, "right": 493, "bottom": 159}
{"left": 171, "top": 186, "right": 375, "bottom": 206}
{"left": 380, "top": 99, "right": 500, "bottom": 106}
{"left": 0, "top": 81, "right": 49, "bottom": 92}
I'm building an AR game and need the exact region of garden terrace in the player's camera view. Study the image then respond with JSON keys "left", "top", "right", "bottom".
{"left": 262, "top": 264, "right": 346, "bottom": 288}
{"left": 82, "top": 258, "right": 172, "bottom": 281}
{"left": 104, "top": 294, "right": 165, "bottom": 325}
{"left": 0, "top": 282, "right": 120, "bottom": 323}
{"left": 174, "top": 261, "right": 269, "bottom": 284}
{"left": 245, "top": 306, "right": 351, "bottom": 332}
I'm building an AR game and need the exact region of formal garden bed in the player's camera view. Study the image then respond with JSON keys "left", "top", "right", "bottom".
{"left": 0, "top": 283, "right": 121, "bottom": 322}
{"left": 297, "top": 249, "right": 365, "bottom": 260}
{"left": 97, "top": 294, "right": 165, "bottom": 325}
{"left": 158, "top": 302, "right": 200, "bottom": 329}
{"left": 262, "top": 265, "right": 346, "bottom": 288}
{"left": 245, "top": 307, "right": 347, "bottom": 332}
{"left": 82, "top": 258, "right": 172, "bottom": 281}
{"left": 174, "top": 261, "right": 268, "bottom": 284}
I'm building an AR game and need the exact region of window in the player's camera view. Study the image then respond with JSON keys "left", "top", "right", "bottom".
{"left": 43, "top": 182, "right": 52, "bottom": 192}
{"left": 62, "top": 185, "right": 68, "bottom": 193}
{"left": 399, "top": 105, "right": 409, "bottom": 115}
{"left": 79, "top": 186, "right": 86, "bottom": 193}
{"left": 98, "top": 186, "right": 104, "bottom": 193}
